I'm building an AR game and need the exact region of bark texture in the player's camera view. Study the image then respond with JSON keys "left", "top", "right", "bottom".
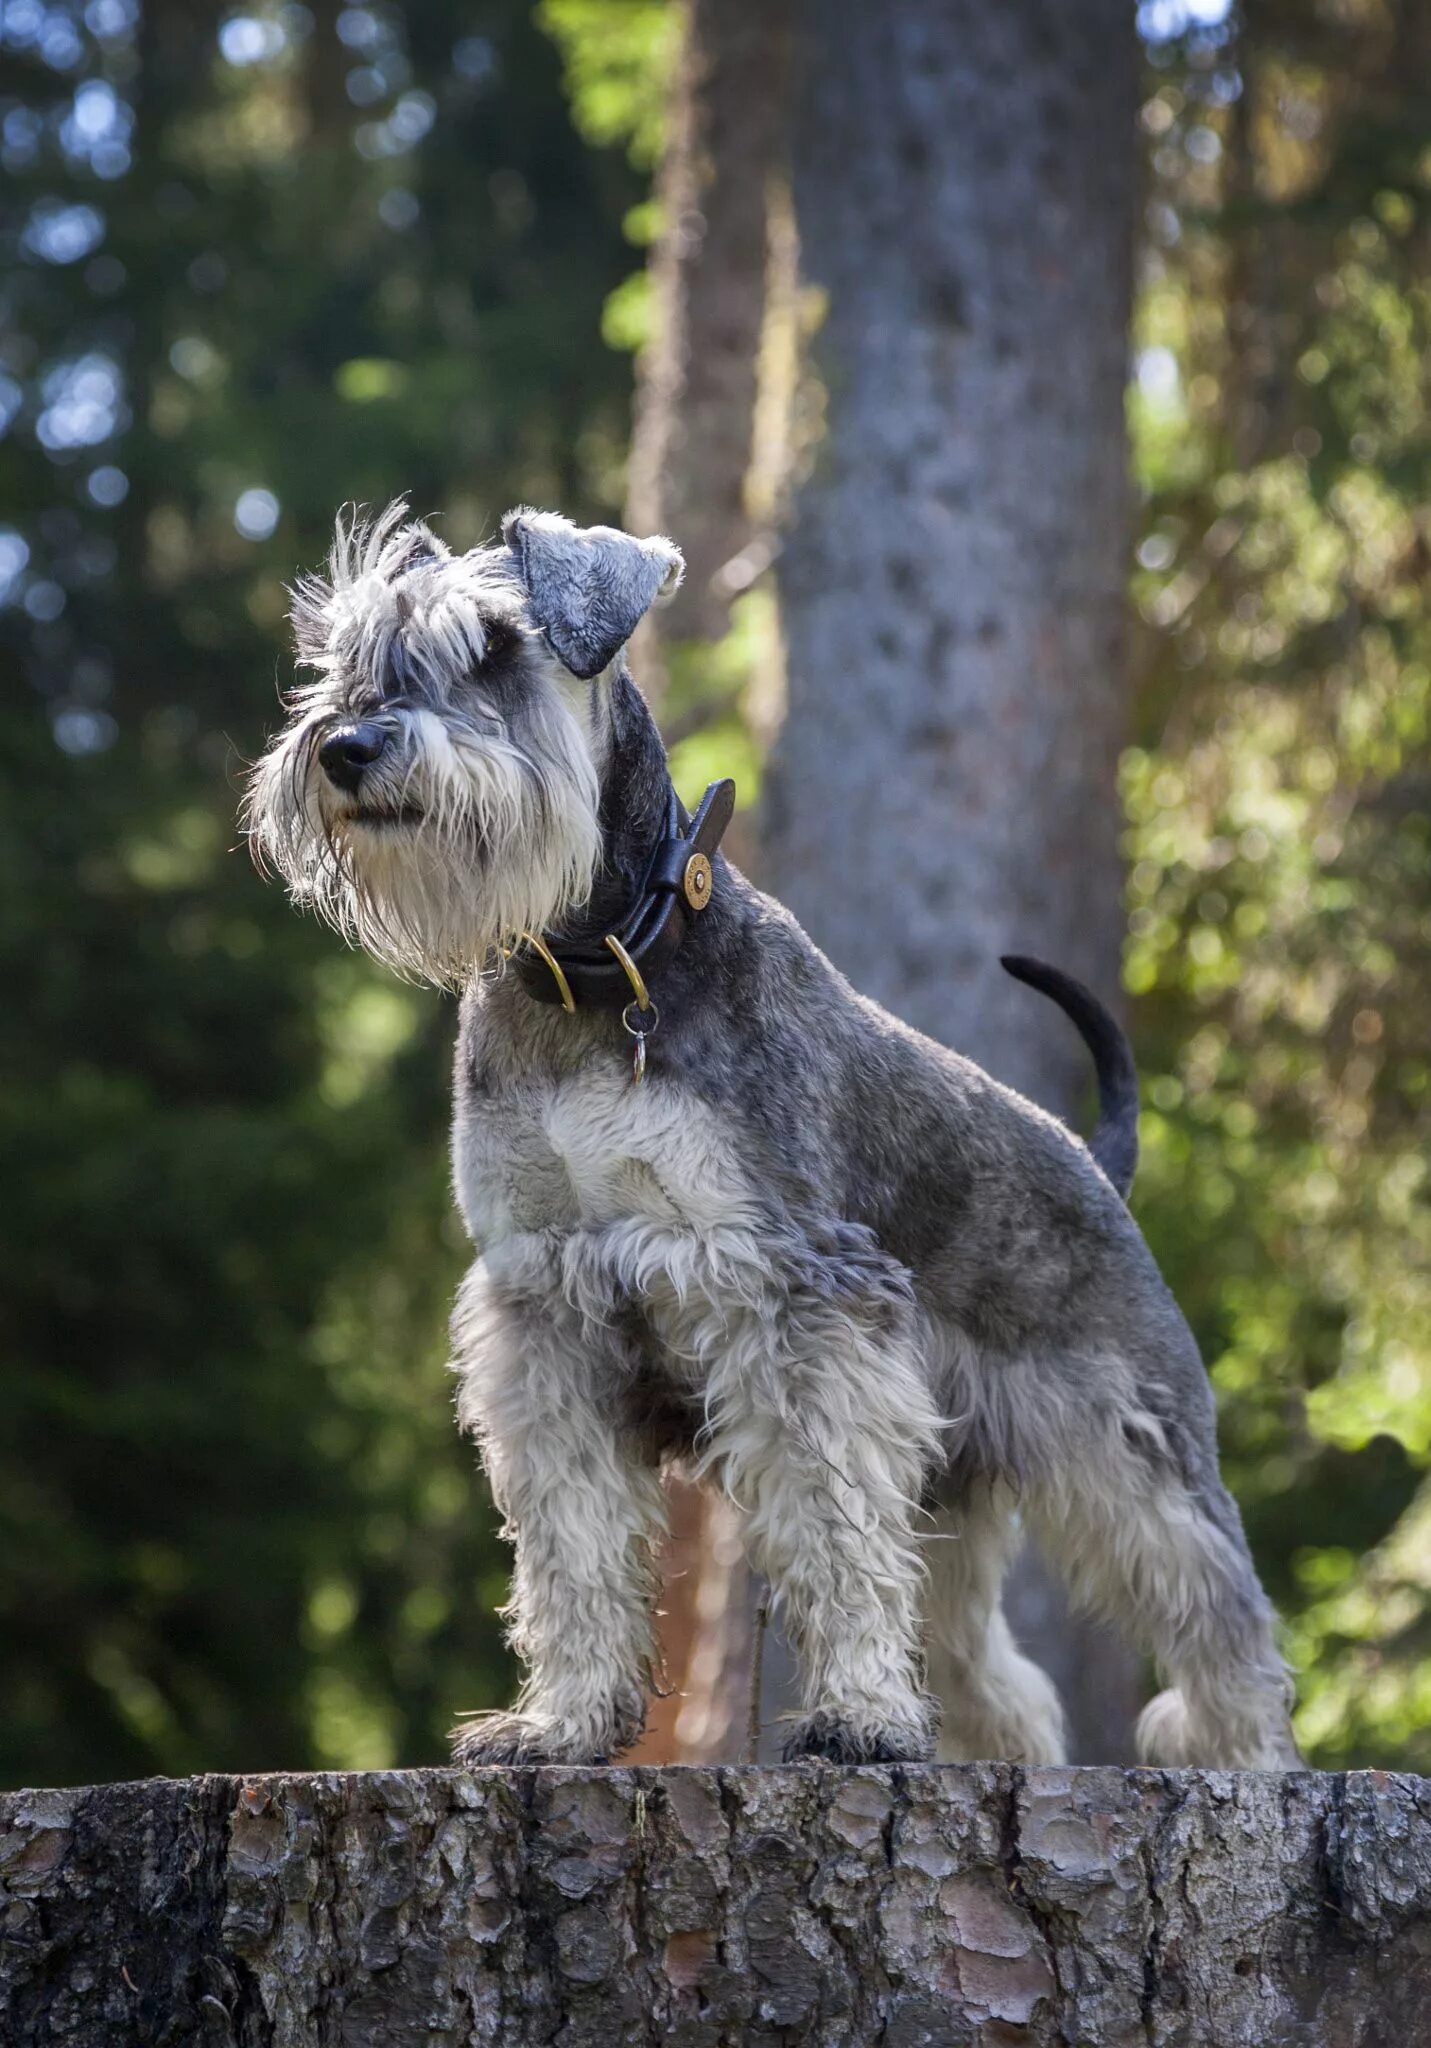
{"left": 768, "top": 0, "right": 1134, "bottom": 1131}
{"left": 628, "top": 1483, "right": 757, "bottom": 1767}
{"left": 626, "top": 0, "right": 793, "bottom": 648}
{"left": 5, "top": 1765, "right": 1431, "bottom": 2046}
{"left": 764, "top": 0, "right": 1142, "bottom": 1763}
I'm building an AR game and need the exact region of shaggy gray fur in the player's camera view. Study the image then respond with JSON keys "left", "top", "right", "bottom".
{"left": 245, "top": 503, "right": 1298, "bottom": 1772}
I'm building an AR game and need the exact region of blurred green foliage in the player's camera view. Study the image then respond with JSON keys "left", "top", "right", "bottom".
{"left": 2, "top": 0, "right": 1429, "bottom": 1789}
{"left": 1127, "top": 0, "right": 1431, "bottom": 1767}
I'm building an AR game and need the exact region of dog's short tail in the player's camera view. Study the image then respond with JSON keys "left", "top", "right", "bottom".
{"left": 1000, "top": 954, "right": 1139, "bottom": 1199}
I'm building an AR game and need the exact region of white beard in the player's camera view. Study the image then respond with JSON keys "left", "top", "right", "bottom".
{"left": 246, "top": 694, "right": 601, "bottom": 990}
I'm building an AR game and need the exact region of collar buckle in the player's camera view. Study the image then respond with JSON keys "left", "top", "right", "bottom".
{"left": 513, "top": 776, "right": 736, "bottom": 1012}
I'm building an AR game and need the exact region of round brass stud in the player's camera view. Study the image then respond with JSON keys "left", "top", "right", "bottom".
{"left": 683, "top": 851, "right": 713, "bottom": 912}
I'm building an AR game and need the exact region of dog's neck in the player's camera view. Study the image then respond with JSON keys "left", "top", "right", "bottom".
{"left": 560, "top": 661, "right": 677, "bottom": 943}
{"left": 494, "top": 658, "right": 739, "bottom": 1029}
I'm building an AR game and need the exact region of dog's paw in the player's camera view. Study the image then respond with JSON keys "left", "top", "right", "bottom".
{"left": 781, "top": 1703, "right": 935, "bottom": 1766}
{"left": 450, "top": 1711, "right": 566, "bottom": 1767}
{"left": 449, "top": 1690, "right": 646, "bottom": 1768}
{"left": 1136, "top": 1686, "right": 1303, "bottom": 1771}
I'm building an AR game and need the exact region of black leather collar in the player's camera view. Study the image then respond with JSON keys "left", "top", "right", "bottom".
{"left": 512, "top": 778, "right": 736, "bottom": 1011}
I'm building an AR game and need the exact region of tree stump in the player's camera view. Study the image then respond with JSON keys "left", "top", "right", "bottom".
{"left": 3, "top": 1765, "right": 1429, "bottom": 2044}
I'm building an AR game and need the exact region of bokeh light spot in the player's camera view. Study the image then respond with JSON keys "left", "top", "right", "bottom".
{"left": 234, "top": 487, "right": 280, "bottom": 540}
{"left": 87, "top": 465, "right": 129, "bottom": 507}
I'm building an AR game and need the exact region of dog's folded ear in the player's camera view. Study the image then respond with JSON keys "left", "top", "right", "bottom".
{"left": 501, "top": 508, "right": 684, "bottom": 680}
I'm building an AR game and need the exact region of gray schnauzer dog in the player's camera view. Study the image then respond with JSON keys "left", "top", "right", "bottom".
{"left": 245, "top": 500, "right": 1298, "bottom": 1770}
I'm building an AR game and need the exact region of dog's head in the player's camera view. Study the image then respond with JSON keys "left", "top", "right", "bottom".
{"left": 242, "top": 501, "right": 682, "bottom": 984}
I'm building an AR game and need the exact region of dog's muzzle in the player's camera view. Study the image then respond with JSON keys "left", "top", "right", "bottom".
{"left": 319, "top": 722, "right": 388, "bottom": 794}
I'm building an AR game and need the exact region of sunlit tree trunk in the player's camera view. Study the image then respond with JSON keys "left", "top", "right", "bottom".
{"left": 626, "top": 1476, "right": 755, "bottom": 1767}
{"left": 625, "top": 0, "right": 793, "bottom": 661}
{"left": 764, "top": 0, "right": 1142, "bottom": 1760}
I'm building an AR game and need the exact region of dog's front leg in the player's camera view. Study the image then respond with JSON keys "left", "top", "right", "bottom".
{"left": 449, "top": 1261, "right": 664, "bottom": 1766}
{"left": 706, "top": 1304, "right": 942, "bottom": 1764}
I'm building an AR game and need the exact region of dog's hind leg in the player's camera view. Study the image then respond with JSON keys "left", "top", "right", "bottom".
{"left": 923, "top": 1481, "right": 1068, "bottom": 1764}
{"left": 1025, "top": 1385, "right": 1298, "bottom": 1769}
{"left": 448, "top": 1260, "right": 666, "bottom": 1766}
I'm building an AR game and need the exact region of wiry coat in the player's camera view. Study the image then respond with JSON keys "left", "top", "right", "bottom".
{"left": 246, "top": 504, "right": 1297, "bottom": 1770}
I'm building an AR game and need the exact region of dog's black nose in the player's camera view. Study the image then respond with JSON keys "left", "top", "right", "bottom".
{"left": 319, "top": 723, "right": 387, "bottom": 793}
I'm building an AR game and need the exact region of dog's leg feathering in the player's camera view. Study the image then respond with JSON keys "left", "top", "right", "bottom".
{"left": 923, "top": 1482, "right": 1068, "bottom": 1765}
{"left": 703, "top": 1299, "right": 943, "bottom": 1765}
{"left": 1028, "top": 1397, "right": 1299, "bottom": 1770}
{"left": 449, "top": 1260, "right": 664, "bottom": 1766}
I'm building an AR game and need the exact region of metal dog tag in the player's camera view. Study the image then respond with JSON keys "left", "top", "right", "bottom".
{"left": 621, "top": 1000, "right": 658, "bottom": 1086}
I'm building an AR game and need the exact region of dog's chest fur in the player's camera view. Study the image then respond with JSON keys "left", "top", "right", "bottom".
{"left": 453, "top": 1031, "right": 772, "bottom": 1455}
{"left": 453, "top": 1031, "right": 760, "bottom": 1251}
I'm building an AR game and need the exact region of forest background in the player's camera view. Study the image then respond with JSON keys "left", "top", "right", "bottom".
{"left": 2, "top": 0, "right": 1429, "bottom": 1790}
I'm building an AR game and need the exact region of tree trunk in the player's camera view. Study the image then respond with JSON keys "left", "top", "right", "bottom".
{"left": 764, "top": 0, "right": 1141, "bottom": 1761}
{"left": 626, "top": 0, "right": 793, "bottom": 655}
{"left": 627, "top": 1484, "right": 757, "bottom": 1767}
{"left": 5, "top": 1766, "right": 1430, "bottom": 2044}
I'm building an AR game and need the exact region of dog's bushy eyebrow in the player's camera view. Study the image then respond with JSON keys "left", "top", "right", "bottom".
{"left": 332, "top": 498, "right": 446, "bottom": 586}
{"left": 288, "top": 500, "right": 426, "bottom": 663}
{"left": 287, "top": 500, "right": 525, "bottom": 692}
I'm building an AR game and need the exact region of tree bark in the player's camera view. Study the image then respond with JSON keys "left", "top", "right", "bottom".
{"left": 626, "top": 0, "right": 793, "bottom": 652}
{"left": 5, "top": 1766, "right": 1431, "bottom": 2045}
{"left": 627, "top": 1485, "right": 757, "bottom": 1767}
{"left": 763, "top": 0, "right": 1141, "bottom": 1761}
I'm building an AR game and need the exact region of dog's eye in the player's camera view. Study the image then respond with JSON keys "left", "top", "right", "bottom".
{"left": 477, "top": 617, "right": 519, "bottom": 666}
